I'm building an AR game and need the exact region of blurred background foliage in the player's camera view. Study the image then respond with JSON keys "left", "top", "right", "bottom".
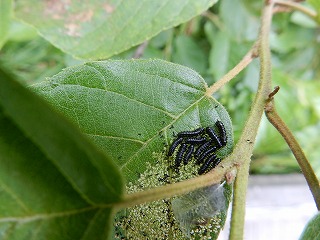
{"left": 1, "top": 0, "right": 319, "bottom": 177}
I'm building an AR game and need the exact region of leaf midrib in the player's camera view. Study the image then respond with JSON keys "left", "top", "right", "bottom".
{"left": 0, "top": 206, "right": 99, "bottom": 224}
{"left": 120, "top": 94, "right": 207, "bottom": 170}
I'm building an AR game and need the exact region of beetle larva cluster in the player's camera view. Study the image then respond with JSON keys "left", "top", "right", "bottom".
{"left": 168, "top": 120, "right": 227, "bottom": 174}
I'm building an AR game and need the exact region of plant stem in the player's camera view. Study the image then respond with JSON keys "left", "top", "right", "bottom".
{"left": 202, "top": 11, "right": 225, "bottom": 30}
{"left": 274, "top": 0, "right": 317, "bottom": 20}
{"left": 132, "top": 41, "right": 149, "bottom": 58}
{"left": 206, "top": 42, "right": 259, "bottom": 96}
{"left": 116, "top": 167, "right": 226, "bottom": 209}
{"left": 229, "top": 159, "right": 250, "bottom": 239}
{"left": 229, "top": 0, "right": 274, "bottom": 239}
{"left": 265, "top": 101, "right": 320, "bottom": 210}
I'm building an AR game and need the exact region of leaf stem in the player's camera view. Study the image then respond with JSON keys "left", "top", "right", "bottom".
{"left": 206, "top": 42, "right": 259, "bottom": 96}
{"left": 274, "top": 0, "right": 317, "bottom": 20}
{"left": 116, "top": 166, "right": 226, "bottom": 209}
{"left": 265, "top": 99, "right": 320, "bottom": 210}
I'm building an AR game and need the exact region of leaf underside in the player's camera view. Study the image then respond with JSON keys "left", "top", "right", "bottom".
{"left": 32, "top": 59, "right": 234, "bottom": 239}
{"left": 33, "top": 59, "right": 234, "bottom": 184}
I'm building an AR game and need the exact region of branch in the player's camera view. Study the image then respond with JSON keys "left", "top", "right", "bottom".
{"left": 132, "top": 41, "right": 149, "bottom": 59}
{"left": 229, "top": 0, "right": 274, "bottom": 239}
{"left": 265, "top": 91, "right": 320, "bottom": 210}
{"left": 116, "top": 166, "right": 226, "bottom": 209}
{"left": 206, "top": 42, "right": 259, "bottom": 96}
{"left": 274, "top": 0, "right": 317, "bottom": 20}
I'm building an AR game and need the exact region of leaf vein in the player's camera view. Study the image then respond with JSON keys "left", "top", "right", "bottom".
{"left": 120, "top": 95, "right": 206, "bottom": 169}
{"left": 86, "top": 133, "right": 145, "bottom": 144}
{"left": 0, "top": 181, "right": 32, "bottom": 214}
{"left": 0, "top": 206, "right": 98, "bottom": 224}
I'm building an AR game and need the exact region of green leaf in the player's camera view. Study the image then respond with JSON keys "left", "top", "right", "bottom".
{"left": 299, "top": 212, "right": 320, "bottom": 240}
{"left": 172, "top": 35, "right": 208, "bottom": 75}
{"left": 270, "top": 26, "right": 316, "bottom": 53}
{"left": 291, "top": 11, "right": 318, "bottom": 28}
{"left": 0, "top": 67, "right": 124, "bottom": 239}
{"left": 220, "top": 0, "right": 259, "bottom": 42}
{"left": 0, "top": 0, "right": 12, "bottom": 49}
{"left": 33, "top": 59, "right": 234, "bottom": 182}
{"left": 33, "top": 59, "right": 234, "bottom": 238}
{"left": 208, "top": 31, "right": 230, "bottom": 80}
{"left": 14, "top": 0, "right": 217, "bottom": 60}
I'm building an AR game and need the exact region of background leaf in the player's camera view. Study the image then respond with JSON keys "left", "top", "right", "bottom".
{"left": 14, "top": 0, "right": 217, "bottom": 60}
{"left": 0, "top": 67, "right": 124, "bottom": 239}
{"left": 299, "top": 212, "right": 320, "bottom": 240}
{"left": 0, "top": 0, "right": 12, "bottom": 49}
{"left": 172, "top": 35, "right": 208, "bottom": 75}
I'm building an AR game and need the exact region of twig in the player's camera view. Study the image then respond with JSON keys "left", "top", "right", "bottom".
{"left": 274, "top": 0, "right": 317, "bottom": 20}
{"left": 206, "top": 42, "right": 259, "bottom": 96}
{"left": 265, "top": 93, "right": 320, "bottom": 210}
{"left": 268, "top": 85, "right": 280, "bottom": 99}
{"left": 202, "top": 11, "right": 225, "bottom": 30}
{"left": 132, "top": 41, "right": 149, "bottom": 59}
{"left": 116, "top": 166, "right": 226, "bottom": 209}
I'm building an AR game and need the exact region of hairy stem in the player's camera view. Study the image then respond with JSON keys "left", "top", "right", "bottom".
{"left": 229, "top": 160, "right": 250, "bottom": 239}
{"left": 275, "top": 0, "right": 317, "bottom": 20}
{"left": 229, "top": 1, "right": 274, "bottom": 239}
{"left": 206, "top": 42, "right": 259, "bottom": 96}
{"left": 265, "top": 101, "right": 320, "bottom": 210}
{"left": 116, "top": 167, "right": 226, "bottom": 209}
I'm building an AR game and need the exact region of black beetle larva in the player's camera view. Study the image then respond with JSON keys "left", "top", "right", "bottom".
{"left": 177, "top": 127, "right": 204, "bottom": 138}
{"left": 167, "top": 137, "right": 183, "bottom": 156}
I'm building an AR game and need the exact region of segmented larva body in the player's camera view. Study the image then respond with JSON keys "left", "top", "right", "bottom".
{"left": 198, "top": 155, "right": 221, "bottom": 175}
{"left": 206, "top": 127, "right": 222, "bottom": 148}
{"left": 175, "top": 143, "right": 187, "bottom": 168}
{"left": 196, "top": 146, "right": 217, "bottom": 164}
{"left": 177, "top": 127, "right": 205, "bottom": 138}
{"left": 194, "top": 140, "right": 213, "bottom": 157}
{"left": 167, "top": 137, "right": 183, "bottom": 156}
{"left": 215, "top": 121, "right": 227, "bottom": 146}
{"left": 185, "top": 137, "right": 207, "bottom": 144}
{"left": 183, "top": 145, "right": 195, "bottom": 165}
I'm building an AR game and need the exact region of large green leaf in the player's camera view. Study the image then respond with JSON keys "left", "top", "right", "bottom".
{"left": 33, "top": 59, "right": 234, "bottom": 183}
{"left": 300, "top": 212, "right": 320, "bottom": 240}
{"left": 14, "top": 0, "right": 217, "bottom": 60}
{"left": 33, "top": 59, "right": 234, "bottom": 239}
{"left": 0, "top": 67, "right": 124, "bottom": 239}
